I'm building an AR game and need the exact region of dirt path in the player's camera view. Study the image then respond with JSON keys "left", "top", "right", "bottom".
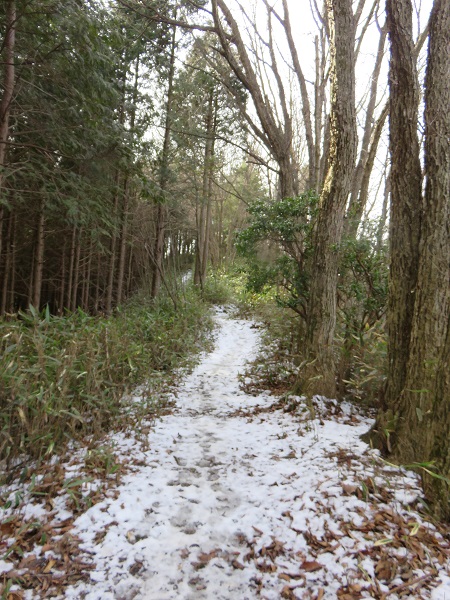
{"left": 3, "top": 309, "right": 447, "bottom": 599}
{"left": 56, "top": 309, "right": 448, "bottom": 600}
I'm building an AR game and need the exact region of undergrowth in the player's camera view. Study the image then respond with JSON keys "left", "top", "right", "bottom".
{"left": 217, "top": 262, "right": 387, "bottom": 406}
{"left": 0, "top": 287, "right": 213, "bottom": 464}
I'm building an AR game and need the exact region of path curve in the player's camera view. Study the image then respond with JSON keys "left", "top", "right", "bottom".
{"left": 65, "top": 309, "right": 449, "bottom": 600}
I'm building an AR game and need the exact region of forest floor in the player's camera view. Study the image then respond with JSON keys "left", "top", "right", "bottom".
{"left": 1, "top": 308, "right": 450, "bottom": 600}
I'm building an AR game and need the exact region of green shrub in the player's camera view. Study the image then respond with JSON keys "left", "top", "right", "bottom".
{"left": 199, "top": 270, "right": 239, "bottom": 305}
{"left": 0, "top": 290, "right": 213, "bottom": 462}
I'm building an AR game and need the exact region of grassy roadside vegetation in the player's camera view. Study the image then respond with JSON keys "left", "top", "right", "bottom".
{"left": 0, "top": 285, "right": 216, "bottom": 465}
{"left": 210, "top": 264, "right": 387, "bottom": 407}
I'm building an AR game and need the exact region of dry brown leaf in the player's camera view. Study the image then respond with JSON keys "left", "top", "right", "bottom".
{"left": 43, "top": 559, "right": 56, "bottom": 573}
{"left": 281, "top": 585, "right": 296, "bottom": 599}
{"left": 256, "top": 560, "right": 277, "bottom": 573}
{"left": 198, "top": 549, "right": 219, "bottom": 562}
{"left": 1, "top": 520, "right": 18, "bottom": 537}
{"left": 300, "top": 560, "right": 322, "bottom": 572}
{"left": 7, "top": 592, "right": 24, "bottom": 600}
{"left": 375, "top": 557, "right": 397, "bottom": 582}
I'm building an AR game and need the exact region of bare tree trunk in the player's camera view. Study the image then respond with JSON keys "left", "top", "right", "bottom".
{"left": 59, "top": 237, "right": 66, "bottom": 315}
{"left": 314, "top": 31, "right": 327, "bottom": 193}
{"left": 71, "top": 227, "right": 82, "bottom": 311}
{"left": 8, "top": 212, "right": 15, "bottom": 313}
{"left": 318, "top": 117, "right": 331, "bottom": 191}
{"left": 1, "top": 211, "right": 13, "bottom": 315}
{"left": 0, "top": 0, "right": 16, "bottom": 195}
{"left": 346, "top": 104, "right": 389, "bottom": 238}
{"left": 212, "top": 0, "right": 298, "bottom": 199}
{"left": 31, "top": 200, "right": 45, "bottom": 310}
{"left": 384, "top": 0, "right": 423, "bottom": 409}
{"left": 0, "top": 1, "right": 15, "bottom": 264}
{"left": 376, "top": 169, "right": 390, "bottom": 253}
{"left": 380, "top": 0, "right": 449, "bottom": 519}
{"left": 151, "top": 20, "right": 177, "bottom": 299}
{"left": 194, "top": 89, "right": 215, "bottom": 288}
{"left": 66, "top": 226, "right": 76, "bottom": 310}
{"left": 217, "top": 197, "right": 224, "bottom": 268}
{"left": 194, "top": 202, "right": 205, "bottom": 287}
{"left": 105, "top": 54, "right": 128, "bottom": 313}
{"left": 0, "top": 207, "right": 3, "bottom": 271}
{"left": 83, "top": 238, "right": 93, "bottom": 311}
{"left": 117, "top": 55, "right": 139, "bottom": 306}
{"left": 94, "top": 253, "right": 101, "bottom": 313}
{"left": 106, "top": 176, "right": 120, "bottom": 313}
{"left": 126, "top": 246, "right": 134, "bottom": 297}
{"left": 279, "top": 0, "right": 316, "bottom": 190}
{"left": 298, "top": 0, "right": 357, "bottom": 398}
{"left": 80, "top": 250, "right": 87, "bottom": 311}
{"left": 116, "top": 177, "right": 129, "bottom": 306}
{"left": 201, "top": 152, "right": 215, "bottom": 285}
{"left": 345, "top": 23, "right": 387, "bottom": 235}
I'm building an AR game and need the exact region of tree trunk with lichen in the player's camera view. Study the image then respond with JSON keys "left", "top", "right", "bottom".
{"left": 297, "top": 0, "right": 357, "bottom": 398}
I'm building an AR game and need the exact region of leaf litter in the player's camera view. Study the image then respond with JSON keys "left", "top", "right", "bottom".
{"left": 1, "top": 307, "right": 449, "bottom": 599}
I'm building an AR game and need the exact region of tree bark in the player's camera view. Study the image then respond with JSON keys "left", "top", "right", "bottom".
{"left": 345, "top": 23, "right": 387, "bottom": 236}
{"left": 386, "top": 0, "right": 449, "bottom": 519}
{"left": 116, "top": 177, "right": 129, "bottom": 306}
{"left": 314, "top": 31, "right": 328, "bottom": 193}
{"left": 384, "top": 0, "right": 423, "bottom": 409}
{"left": 346, "top": 104, "right": 389, "bottom": 238}
{"left": 59, "top": 237, "right": 66, "bottom": 315}
{"left": 82, "top": 239, "right": 92, "bottom": 311}
{"left": 194, "top": 89, "right": 215, "bottom": 288}
{"left": 279, "top": 0, "right": 316, "bottom": 190}
{"left": 0, "top": 1, "right": 15, "bottom": 264}
{"left": 71, "top": 227, "right": 82, "bottom": 311}
{"left": 106, "top": 175, "right": 120, "bottom": 313}
{"left": 31, "top": 200, "right": 45, "bottom": 310}
{"left": 298, "top": 0, "right": 357, "bottom": 398}
{"left": 375, "top": 169, "right": 390, "bottom": 254}
{"left": 363, "top": 0, "right": 449, "bottom": 520}
{"left": 212, "top": 0, "right": 298, "bottom": 199}
{"left": 1, "top": 211, "right": 13, "bottom": 315}
{"left": 126, "top": 246, "right": 134, "bottom": 298}
{"left": 8, "top": 211, "right": 15, "bottom": 313}
{"left": 0, "top": 0, "right": 16, "bottom": 195}
{"left": 66, "top": 226, "right": 76, "bottom": 310}
{"left": 151, "top": 20, "right": 177, "bottom": 299}
{"left": 117, "top": 54, "right": 139, "bottom": 305}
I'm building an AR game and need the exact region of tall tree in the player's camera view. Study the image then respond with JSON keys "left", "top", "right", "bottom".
{"left": 298, "top": 0, "right": 357, "bottom": 397}
{"left": 368, "top": 0, "right": 449, "bottom": 519}
{"left": 0, "top": 0, "right": 15, "bottom": 195}
{"left": 0, "top": 0, "right": 16, "bottom": 265}
{"left": 151, "top": 18, "right": 177, "bottom": 299}
{"left": 211, "top": 0, "right": 298, "bottom": 199}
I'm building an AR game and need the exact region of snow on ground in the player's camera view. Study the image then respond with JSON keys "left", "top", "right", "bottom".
{"left": 2, "top": 308, "right": 450, "bottom": 599}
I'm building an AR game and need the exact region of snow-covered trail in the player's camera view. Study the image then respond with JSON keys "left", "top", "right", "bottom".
{"left": 64, "top": 309, "right": 450, "bottom": 600}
